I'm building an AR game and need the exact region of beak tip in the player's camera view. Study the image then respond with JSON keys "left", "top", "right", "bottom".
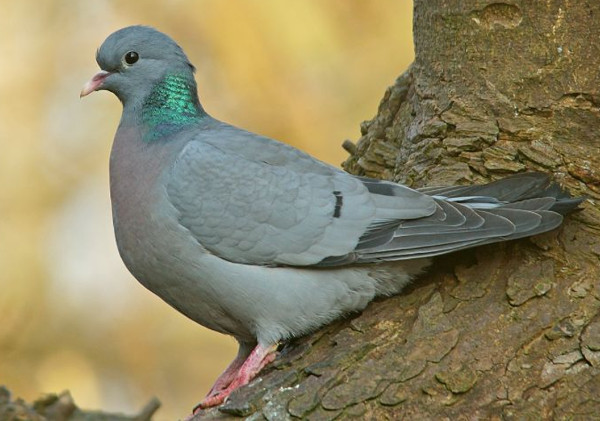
{"left": 80, "top": 70, "right": 110, "bottom": 99}
{"left": 80, "top": 83, "right": 95, "bottom": 98}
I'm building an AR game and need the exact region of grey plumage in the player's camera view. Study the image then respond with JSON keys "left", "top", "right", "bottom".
{"left": 82, "top": 26, "right": 583, "bottom": 409}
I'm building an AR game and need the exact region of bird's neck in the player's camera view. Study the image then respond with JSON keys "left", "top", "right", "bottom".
{"left": 138, "top": 73, "right": 207, "bottom": 142}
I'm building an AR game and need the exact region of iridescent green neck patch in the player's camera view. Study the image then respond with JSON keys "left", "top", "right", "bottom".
{"left": 141, "top": 74, "right": 205, "bottom": 142}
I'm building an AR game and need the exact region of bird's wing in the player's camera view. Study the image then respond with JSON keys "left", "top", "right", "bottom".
{"left": 165, "top": 124, "right": 437, "bottom": 266}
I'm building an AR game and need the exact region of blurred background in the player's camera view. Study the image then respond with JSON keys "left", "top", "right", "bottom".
{"left": 0, "top": 1, "right": 414, "bottom": 419}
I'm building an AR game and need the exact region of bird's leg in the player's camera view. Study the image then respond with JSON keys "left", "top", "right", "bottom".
{"left": 205, "top": 342, "right": 253, "bottom": 397}
{"left": 193, "top": 343, "right": 278, "bottom": 412}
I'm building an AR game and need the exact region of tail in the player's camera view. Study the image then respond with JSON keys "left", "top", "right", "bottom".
{"left": 355, "top": 172, "right": 583, "bottom": 262}
{"left": 418, "top": 172, "right": 583, "bottom": 215}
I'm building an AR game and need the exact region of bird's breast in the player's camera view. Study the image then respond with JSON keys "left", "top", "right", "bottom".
{"left": 108, "top": 127, "right": 182, "bottom": 281}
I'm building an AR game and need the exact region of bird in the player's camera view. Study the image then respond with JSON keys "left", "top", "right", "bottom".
{"left": 81, "top": 26, "right": 582, "bottom": 412}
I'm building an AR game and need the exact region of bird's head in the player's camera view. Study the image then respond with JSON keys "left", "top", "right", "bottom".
{"left": 80, "top": 25, "right": 196, "bottom": 105}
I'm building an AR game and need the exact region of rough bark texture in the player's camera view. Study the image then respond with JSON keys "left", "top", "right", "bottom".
{"left": 195, "top": 1, "right": 600, "bottom": 419}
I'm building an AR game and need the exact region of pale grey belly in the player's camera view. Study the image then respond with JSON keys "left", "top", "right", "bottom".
{"left": 111, "top": 189, "right": 258, "bottom": 342}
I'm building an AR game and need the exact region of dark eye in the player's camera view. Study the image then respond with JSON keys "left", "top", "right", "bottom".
{"left": 124, "top": 51, "right": 139, "bottom": 65}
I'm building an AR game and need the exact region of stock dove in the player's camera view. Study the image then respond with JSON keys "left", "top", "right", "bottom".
{"left": 81, "top": 26, "right": 582, "bottom": 411}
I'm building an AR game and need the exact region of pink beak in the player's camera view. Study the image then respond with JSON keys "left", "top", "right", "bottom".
{"left": 80, "top": 70, "right": 111, "bottom": 97}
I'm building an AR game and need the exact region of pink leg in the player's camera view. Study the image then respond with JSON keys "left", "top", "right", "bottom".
{"left": 193, "top": 343, "right": 278, "bottom": 413}
{"left": 205, "top": 342, "right": 253, "bottom": 397}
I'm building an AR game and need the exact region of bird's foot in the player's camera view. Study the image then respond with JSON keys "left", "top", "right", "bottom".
{"left": 192, "top": 343, "right": 278, "bottom": 414}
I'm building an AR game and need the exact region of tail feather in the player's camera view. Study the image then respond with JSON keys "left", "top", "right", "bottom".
{"left": 418, "top": 172, "right": 551, "bottom": 202}
{"left": 355, "top": 172, "right": 582, "bottom": 263}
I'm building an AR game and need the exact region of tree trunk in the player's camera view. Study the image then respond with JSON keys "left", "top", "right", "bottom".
{"left": 196, "top": 1, "right": 600, "bottom": 419}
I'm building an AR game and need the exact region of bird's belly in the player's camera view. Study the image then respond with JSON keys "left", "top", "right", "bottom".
{"left": 109, "top": 140, "right": 255, "bottom": 339}
{"left": 111, "top": 188, "right": 256, "bottom": 339}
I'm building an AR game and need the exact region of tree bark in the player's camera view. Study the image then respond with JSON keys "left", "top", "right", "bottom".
{"left": 0, "top": 386, "right": 160, "bottom": 421}
{"left": 196, "top": 1, "right": 600, "bottom": 419}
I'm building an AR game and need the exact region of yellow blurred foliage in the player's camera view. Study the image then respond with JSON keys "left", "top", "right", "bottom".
{"left": 0, "top": 1, "right": 413, "bottom": 419}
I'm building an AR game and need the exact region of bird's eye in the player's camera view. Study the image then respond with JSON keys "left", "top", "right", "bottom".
{"left": 123, "top": 51, "right": 139, "bottom": 65}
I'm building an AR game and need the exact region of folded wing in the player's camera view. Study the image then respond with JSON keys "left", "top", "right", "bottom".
{"left": 166, "top": 124, "right": 582, "bottom": 268}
